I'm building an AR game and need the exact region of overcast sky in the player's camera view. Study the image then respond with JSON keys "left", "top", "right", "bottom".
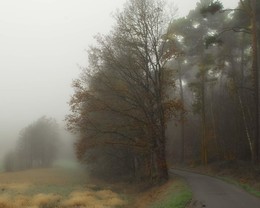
{"left": 0, "top": 0, "right": 239, "bottom": 154}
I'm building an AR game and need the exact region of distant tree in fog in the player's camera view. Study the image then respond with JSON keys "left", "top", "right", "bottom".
{"left": 3, "top": 151, "right": 18, "bottom": 172}
{"left": 3, "top": 116, "right": 60, "bottom": 171}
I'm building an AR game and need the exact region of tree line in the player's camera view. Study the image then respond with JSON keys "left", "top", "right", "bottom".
{"left": 168, "top": 0, "right": 260, "bottom": 166}
{"left": 4, "top": 117, "right": 60, "bottom": 171}
{"left": 66, "top": 0, "right": 260, "bottom": 183}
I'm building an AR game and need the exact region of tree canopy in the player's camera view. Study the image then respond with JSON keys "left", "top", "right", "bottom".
{"left": 66, "top": 0, "right": 182, "bottom": 182}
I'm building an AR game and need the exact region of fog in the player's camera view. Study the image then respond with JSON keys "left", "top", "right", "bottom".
{"left": 2, "top": 1, "right": 256, "bottom": 207}
{"left": 0, "top": 0, "right": 238, "bottom": 157}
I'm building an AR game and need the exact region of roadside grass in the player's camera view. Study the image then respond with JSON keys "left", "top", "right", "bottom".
{"left": 219, "top": 176, "right": 260, "bottom": 198}
{"left": 150, "top": 178, "right": 192, "bottom": 208}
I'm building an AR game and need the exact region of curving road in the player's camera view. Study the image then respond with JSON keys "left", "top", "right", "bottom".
{"left": 171, "top": 169, "right": 260, "bottom": 208}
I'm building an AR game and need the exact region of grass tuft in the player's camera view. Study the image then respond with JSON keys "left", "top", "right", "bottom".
{"left": 150, "top": 179, "right": 192, "bottom": 208}
{"left": 62, "top": 190, "right": 126, "bottom": 208}
{"left": 32, "top": 193, "right": 62, "bottom": 208}
{"left": 13, "top": 195, "right": 31, "bottom": 207}
{"left": 0, "top": 195, "right": 12, "bottom": 208}
{"left": 104, "top": 197, "right": 126, "bottom": 207}
{"left": 96, "top": 189, "right": 119, "bottom": 199}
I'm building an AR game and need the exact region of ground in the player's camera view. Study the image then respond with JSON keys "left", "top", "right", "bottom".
{"left": 0, "top": 164, "right": 191, "bottom": 208}
{"left": 0, "top": 166, "right": 126, "bottom": 208}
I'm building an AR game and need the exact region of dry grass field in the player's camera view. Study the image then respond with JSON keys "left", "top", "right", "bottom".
{"left": 0, "top": 166, "right": 126, "bottom": 208}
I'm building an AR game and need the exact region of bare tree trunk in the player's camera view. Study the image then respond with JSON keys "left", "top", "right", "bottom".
{"left": 210, "top": 97, "right": 220, "bottom": 160}
{"left": 155, "top": 141, "right": 168, "bottom": 181}
{"left": 230, "top": 46, "right": 254, "bottom": 161}
{"left": 177, "top": 60, "right": 185, "bottom": 163}
{"left": 238, "top": 92, "right": 254, "bottom": 158}
{"left": 201, "top": 69, "right": 208, "bottom": 166}
{"left": 251, "top": 0, "right": 259, "bottom": 163}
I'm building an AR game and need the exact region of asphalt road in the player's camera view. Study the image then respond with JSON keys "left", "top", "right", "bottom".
{"left": 171, "top": 169, "right": 260, "bottom": 208}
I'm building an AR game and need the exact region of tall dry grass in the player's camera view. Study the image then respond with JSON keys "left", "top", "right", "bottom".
{"left": 0, "top": 188, "right": 125, "bottom": 208}
{"left": 0, "top": 168, "right": 126, "bottom": 208}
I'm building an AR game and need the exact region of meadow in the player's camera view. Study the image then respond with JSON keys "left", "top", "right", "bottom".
{"left": 0, "top": 160, "right": 191, "bottom": 208}
{"left": 0, "top": 165, "right": 126, "bottom": 208}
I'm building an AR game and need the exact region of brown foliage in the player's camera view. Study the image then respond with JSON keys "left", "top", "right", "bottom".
{"left": 66, "top": 0, "right": 181, "bottom": 181}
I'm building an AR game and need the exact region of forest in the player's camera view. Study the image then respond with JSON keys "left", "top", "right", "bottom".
{"left": 65, "top": 0, "right": 260, "bottom": 184}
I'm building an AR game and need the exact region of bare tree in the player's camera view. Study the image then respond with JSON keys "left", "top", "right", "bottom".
{"left": 66, "top": 0, "right": 181, "bottom": 182}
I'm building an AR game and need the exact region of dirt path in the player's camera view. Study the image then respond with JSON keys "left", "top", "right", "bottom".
{"left": 171, "top": 169, "right": 260, "bottom": 208}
